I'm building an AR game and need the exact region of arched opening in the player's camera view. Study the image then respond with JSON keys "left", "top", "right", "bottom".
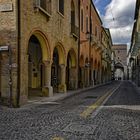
{"left": 94, "top": 59, "right": 97, "bottom": 85}
{"left": 66, "top": 49, "right": 77, "bottom": 90}
{"left": 115, "top": 62, "right": 124, "bottom": 80}
{"left": 105, "top": 68, "right": 108, "bottom": 82}
{"left": 51, "top": 47, "right": 61, "bottom": 93}
{"left": 28, "top": 35, "right": 44, "bottom": 97}
{"left": 79, "top": 55, "right": 84, "bottom": 88}
{"left": 97, "top": 62, "right": 100, "bottom": 84}
{"left": 101, "top": 66, "right": 105, "bottom": 83}
{"left": 85, "top": 57, "right": 89, "bottom": 87}
{"left": 90, "top": 58, "right": 93, "bottom": 85}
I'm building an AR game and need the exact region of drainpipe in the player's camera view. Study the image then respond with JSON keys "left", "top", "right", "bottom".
{"left": 17, "top": 0, "right": 21, "bottom": 107}
{"left": 78, "top": 0, "right": 81, "bottom": 88}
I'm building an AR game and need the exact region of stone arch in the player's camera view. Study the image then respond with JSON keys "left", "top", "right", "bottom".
{"left": 27, "top": 30, "right": 51, "bottom": 61}
{"left": 51, "top": 43, "right": 66, "bottom": 93}
{"left": 67, "top": 48, "right": 77, "bottom": 67}
{"left": 114, "top": 62, "right": 125, "bottom": 80}
{"left": 53, "top": 43, "right": 65, "bottom": 65}
{"left": 27, "top": 30, "right": 51, "bottom": 97}
{"left": 66, "top": 48, "right": 77, "bottom": 90}
{"left": 93, "top": 59, "right": 97, "bottom": 85}
{"left": 79, "top": 55, "right": 84, "bottom": 88}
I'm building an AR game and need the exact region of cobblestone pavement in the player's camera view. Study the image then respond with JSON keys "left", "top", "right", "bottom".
{"left": 0, "top": 81, "right": 140, "bottom": 140}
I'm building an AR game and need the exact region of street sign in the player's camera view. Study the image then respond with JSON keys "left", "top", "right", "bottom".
{"left": 0, "top": 46, "right": 9, "bottom": 51}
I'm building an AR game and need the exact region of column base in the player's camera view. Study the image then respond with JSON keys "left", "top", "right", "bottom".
{"left": 58, "top": 84, "right": 66, "bottom": 93}
{"left": 42, "top": 86, "right": 53, "bottom": 97}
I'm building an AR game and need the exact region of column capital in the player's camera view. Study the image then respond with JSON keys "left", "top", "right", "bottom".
{"left": 43, "top": 60, "right": 52, "bottom": 66}
{"left": 59, "top": 64, "right": 66, "bottom": 68}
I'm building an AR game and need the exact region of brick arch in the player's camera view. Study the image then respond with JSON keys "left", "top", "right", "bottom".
{"left": 67, "top": 48, "right": 77, "bottom": 67}
{"left": 53, "top": 42, "right": 66, "bottom": 65}
{"left": 27, "top": 29, "right": 51, "bottom": 61}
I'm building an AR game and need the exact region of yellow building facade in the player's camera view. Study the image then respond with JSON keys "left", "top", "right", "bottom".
{"left": 0, "top": 0, "right": 79, "bottom": 106}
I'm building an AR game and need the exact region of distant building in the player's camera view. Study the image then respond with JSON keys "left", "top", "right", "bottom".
{"left": 112, "top": 44, "right": 127, "bottom": 80}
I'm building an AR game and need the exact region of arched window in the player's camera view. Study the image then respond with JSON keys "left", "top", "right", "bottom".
{"left": 71, "top": 0, "right": 75, "bottom": 26}
{"left": 81, "top": 9, "right": 84, "bottom": 31}
{"left": 86, "top": 17, "right": 89, "bottom": 32}
{"left": 58, "top": 0, "right": 64, "bottom": 15}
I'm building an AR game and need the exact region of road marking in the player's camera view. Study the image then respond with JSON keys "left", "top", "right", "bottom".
{"left": 80, "top": 84, "right": 121, "bottom": 118}
{"left": 52, "top": 137, "right": 64, "bottom": 140}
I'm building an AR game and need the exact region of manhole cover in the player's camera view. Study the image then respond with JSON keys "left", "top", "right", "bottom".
{"left": 63, "top": 123, "right": 97, "bottom": 134}
{"left": 85, "top": 96, "right": 97, "bottom": 99}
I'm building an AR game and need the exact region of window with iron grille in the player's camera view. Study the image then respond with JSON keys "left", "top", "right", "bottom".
{"left": 58, "top": 0, "right": 64, "bottom": 15}
{"left": 34, "top": 0, "right": 51, "bottom": 16}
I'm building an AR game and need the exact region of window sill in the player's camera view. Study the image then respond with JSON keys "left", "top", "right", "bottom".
{"left": 57, "top": 11, "right": 64, "bottom": 18}
{"left": 34, "top": 6, "right": 51, "bottom": 18}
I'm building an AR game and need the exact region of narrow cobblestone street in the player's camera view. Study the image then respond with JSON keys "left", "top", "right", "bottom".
{"left": 0, "top": 81, "right": 140, "bottom": 140}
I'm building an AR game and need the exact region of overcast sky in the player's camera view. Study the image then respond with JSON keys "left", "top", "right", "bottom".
{"left": 93, "top": 0, "right": 136, "bottom": 46}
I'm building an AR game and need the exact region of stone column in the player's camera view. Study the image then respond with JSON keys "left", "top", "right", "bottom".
{"left": 90, "top": 69, "right": 94, "bottom": 86}
{"left": 69, "top": 67, "right": 77, "bottom": 90}
{"left": 42, "top": 61, "right": 53, "bottom": 97}
{"left": 58, "top": 64, "right": 66, "bottom": 93}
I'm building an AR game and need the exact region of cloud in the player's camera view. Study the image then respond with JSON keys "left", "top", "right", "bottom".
{"left": 103, "top": 0, "right": 136, "bottom": 44}
{"left": 93, "top": 0, "right": 101, "bottom": 4}
{"left": 110, "top": 24, "right": 133, "bottom": 44}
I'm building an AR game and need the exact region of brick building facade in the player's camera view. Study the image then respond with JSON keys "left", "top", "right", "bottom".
{"left": 0, "top": 0, "right": 113, "bottom": 107}
{"left": 0, "top": 0, "right": 79, "bottom": 106}
{"left": 112, "top": 44, "right": 127, "bottom": 80}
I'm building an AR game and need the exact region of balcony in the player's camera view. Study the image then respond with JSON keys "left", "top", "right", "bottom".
{"left": 34, "top": 0, "right": 51, "bottom": 17}
{"left": 71, "top": 24, "right": 79, "bottom": 38}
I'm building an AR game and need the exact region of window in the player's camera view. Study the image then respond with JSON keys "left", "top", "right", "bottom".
{"left": 81, "top": 9, "right": 84, "bottom": 31}
{"left": 90, "top": 18, "right": 92, "bottom": 34}
{"left": 95, "top": 26, "right": 97, "bottom": 36}
{"left": 58, "top": 0, "right": 64, "bottom": 15}
{"left": 86, "top": 17, "right": 88, "bottom": 32}
{"left": 71, "top": 0, "right": 75, "bottom": 25}
{"left": 34, "top": 0, "right": 51, "bottom": 16}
